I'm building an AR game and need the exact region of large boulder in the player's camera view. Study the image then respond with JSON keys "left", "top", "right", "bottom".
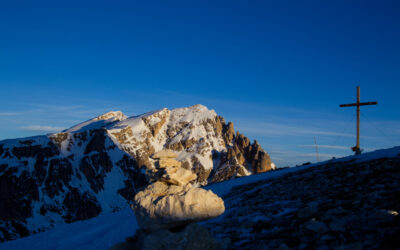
{"left": 132, "top": 181, "right": 225, "bottom": 231}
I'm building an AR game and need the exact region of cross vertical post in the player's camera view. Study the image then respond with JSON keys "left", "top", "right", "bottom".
{"left": 340, "top": 86, "right": 377, "bottom": 155}
{"left": 356, "top": 86, "right": 360, "bottom": 151}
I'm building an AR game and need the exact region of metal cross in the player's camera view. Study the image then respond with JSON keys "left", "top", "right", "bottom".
{"left": 340, "top": 86, "right": 377, "bottom": 155}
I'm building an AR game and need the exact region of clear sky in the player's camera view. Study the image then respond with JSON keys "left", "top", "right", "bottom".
{"left": 1, "top": 0, "right": 399, "bottom": 167}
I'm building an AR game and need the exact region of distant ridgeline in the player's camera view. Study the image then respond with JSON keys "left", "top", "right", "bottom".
{"left": 0, "top": 104, "right": 275, "bottom": 242}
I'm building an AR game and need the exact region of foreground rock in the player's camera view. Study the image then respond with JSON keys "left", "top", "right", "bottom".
{"left": 133, "top": 181, "right": 225, "bottom": 231}
{"left": 111, "top": 223, "right": 228, "bottom": 250}
{"left": 124, "top": 150, "right": 226, "bottom": 248}
{"left": 133, "top": 150, "right": 225, "bottom": 231}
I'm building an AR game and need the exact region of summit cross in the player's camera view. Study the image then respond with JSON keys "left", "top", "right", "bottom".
{"left": 339, "top": 86, "right": 378, "bottom": 155}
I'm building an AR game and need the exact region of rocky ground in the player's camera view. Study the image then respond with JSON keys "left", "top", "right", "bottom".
{"left": 204, "top": 155, "right": 400, "bottom": 249}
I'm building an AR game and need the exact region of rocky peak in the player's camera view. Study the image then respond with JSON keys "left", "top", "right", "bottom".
{"left": 222, "top": 122, "right": 235, "bottom": 145}
{"left": 64, "top": 111, "right": 127, "bottom": 133}
{"left": 0, "top": 104, "right": 274, "bottom": 242}
{"left": 94, "top": 111, "right": 127, "bottom": 122}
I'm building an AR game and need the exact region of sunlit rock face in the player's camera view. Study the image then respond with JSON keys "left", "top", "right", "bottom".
{"left": 133, "top": 182, "right": 225, "bottom": 231}
{"left": 132, "top": 150, "right": 225, "bottom": 231}
{"left": 0, "top": 104, "right": 273, "bottom": 242}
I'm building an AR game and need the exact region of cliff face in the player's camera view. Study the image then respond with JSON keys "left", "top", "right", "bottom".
{"left": 0, "top": 104, "right": 274, "bottom": 242}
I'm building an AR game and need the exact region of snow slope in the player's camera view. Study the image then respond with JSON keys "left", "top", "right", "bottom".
{"left": 208, "top": 145, "right": 400, "bottom": 197}
{"left": 0, "top": 207, "right": 137, "bottom": 250}
{"left": 2, "top": 146, "right": 399, "bottom": 249}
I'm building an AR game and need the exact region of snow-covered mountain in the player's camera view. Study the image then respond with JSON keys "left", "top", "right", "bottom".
{"left": 1, "top": 146, "right": 399, "bottom": 249}
{"left": 0, "top": 104, "right": 274, "bottom": 242}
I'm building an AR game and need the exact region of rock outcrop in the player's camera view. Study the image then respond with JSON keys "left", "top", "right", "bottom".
{"left": 151, "top": 149, "right": 177, "bottom": 159}
{"left": 124, "top": 150, "right": 226, "bottom": 249}
{"left": 132, "top": 150, "right": 225, "bottom": 231}
{"left": 133, "top": 181, "right": 225, "bottom": 231}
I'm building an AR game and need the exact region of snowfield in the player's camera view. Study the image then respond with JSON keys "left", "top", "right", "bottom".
{"left": 0, "top": 208, "right": 137, "bottom": 250}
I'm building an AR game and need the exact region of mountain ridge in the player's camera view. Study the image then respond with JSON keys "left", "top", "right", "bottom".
{"left": 0, "top": 104, "right": 274, "bottom": 242}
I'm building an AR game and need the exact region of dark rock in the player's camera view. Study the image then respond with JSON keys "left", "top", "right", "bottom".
{"left": 111, "top": 223, "right": 227, "bottom": 250}
{"left": 182, "top": 137, "right": 197, "bottom": 149}
{"left": 2, "top": 150, "right": 11, "bottom": 159}
{"left": 62, "top": 188, "right": 101, "bottom": 223}
{"left": 49, "top": 133, "right": 68, "bottom": 148}
{"left": 90, "top": 152, "right": 113, "bottom": 173}
{"left": 118, "top": 180, "right": 136, "bottom": 201}
{"left": 73, "top": 131, "right": 88, "bottom": 146}
{"left": 116, "top": 155, "right": 148, "bottom": 190}
{"left": 380, "top": 230, "right": 400, "bottom": 249}
{"left": 10, "top": 221, "right": 29, "bottom": 238}
{"left": 44, "top": 158, "right": 73, "bottom": 198}
{"left": 0, "top": 164, "right": 7, "bottom": 172}
{"left": 193, "top": 162, "right": 211, "bottom": 184}
{"left": 12, "top": 144, "right": 58, "bottom": 160}
{"left": 166, "top": 141, "right": 184, "bottom": 151}
{"left": 33, "top": 157, "right": 48, "bottom": 185}
{"left": 84, "top": 129, "right": 107, "bottom": 154}
{"left": 253, "top": 151, "right": 272, "bottom": 173}
{"left": 181, "top": 160, "right": 191, "bottom": 170}
{"left": 39, "top": 204, "right": 61, "bottom": 216}
{"left": 0, "top": 169, "right": 38, "bottom": 221}
{"left": 236, "top": 133, "right": 250, "bottom": 149}
{"left": 210, "top": 163, "right": 246, "bottom": 183}
{"left": 19, "top": 140, "right": 34, "bottom": 145}
{"left": 79, "top": 156, "right": 105, "bottom": 193}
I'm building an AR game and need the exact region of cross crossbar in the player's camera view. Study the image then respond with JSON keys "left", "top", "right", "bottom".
{"left": 340, "top": 101, "right": 378, "bottom": 107}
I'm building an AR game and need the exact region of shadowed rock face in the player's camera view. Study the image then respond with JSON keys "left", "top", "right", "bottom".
{"left": 208, "top": 122, "right": 274, "bottom": 182}
{"left": 111, "top": 223, "right": 227, "bottom": 250}
{"left": 0, "top": 104, "right": 273, "bottom": 242}
{"left": 0, "top": 130, "right": 148, "bottom": 242}
{"left": 62, "top": 188, "right": 102, "bottom": 223}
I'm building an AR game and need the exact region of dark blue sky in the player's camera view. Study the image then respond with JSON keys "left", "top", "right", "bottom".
{"left": 1, "top": 0, "right": 399, "bottom": 166}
